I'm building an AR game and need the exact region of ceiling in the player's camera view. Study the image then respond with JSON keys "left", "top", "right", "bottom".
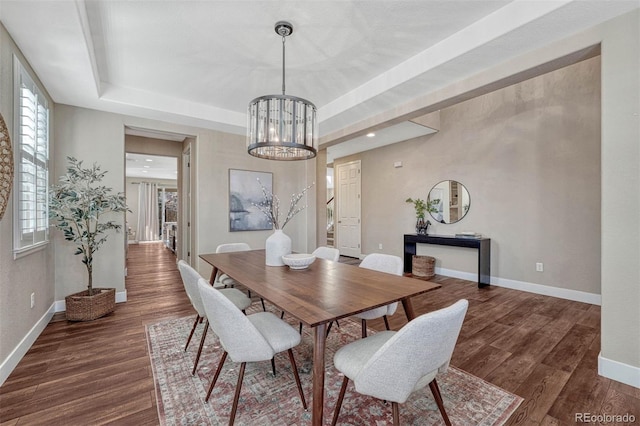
{"left": 1, "top": 1, "right": 638, "bottom": 150}
{"left": 126, "top": 153, "right": 178, "bottom": 181}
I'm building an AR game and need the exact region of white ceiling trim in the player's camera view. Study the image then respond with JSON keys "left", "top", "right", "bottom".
{"left": 101, "top": 83, "right": 247, "bottom": 131}
{"left": 2, "top": 0, "right": 638, "bottom": 141}
{"left": 75, "top": 0, "right": 102, "bottom": 97}
{"left": 326, "top": 121, "right": 437, "bottom": 164}
{"left": 319, "top": 0, "right": 572, "bottom": 123}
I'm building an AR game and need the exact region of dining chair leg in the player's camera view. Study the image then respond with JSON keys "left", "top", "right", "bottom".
{"left": 247, "top": 289, "right": 266, "bottom": 311}
{"left": 326, "top": 321, "right": 333, "bottom": 337}
{"left": 192, "top": 320, "right": 209, "bottom": 375}
{"left": 383, "top": 315, "right": 391, "bottom": 330}
{"left": 429, "top": 379, "right": 451, "bottom": 426}
{"left": 331, "top": 376, "right": 349, "bottom": 426}
{"left": 391, "top": 402, "right": 400, "bottom": 425}
{"left": 228, "top": 362, "right": 247, "bottom": 426}
{"left": 299, "top": 322, "right": 303, "bottom": 334}
{"left": 361, "top": 319, "right": 367, "bottom": 338}
{"left": 287, "top": 349, "right": 308, "bottom": 409}
{"left": 185, "top": 314, "right": 200, "bottom": 351}
{"left": 205, "top": 351, "right": 228, "bottom": 401}
{"left": 271, "top": 358, "right": 277, "bottom": 376}
{"left": 280, "top": 311, "right": 285, "bottom": 319}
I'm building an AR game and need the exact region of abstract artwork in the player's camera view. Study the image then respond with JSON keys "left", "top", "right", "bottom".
{"left": 229, "top": 169, "right": 273, "bottom": 232}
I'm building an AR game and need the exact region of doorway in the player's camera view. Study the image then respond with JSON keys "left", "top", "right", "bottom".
{"left": 124, "top": 127, "right": 192, "bottom": 266}
{"left": 125, "top": 153, "right": 178, "bottom": 247}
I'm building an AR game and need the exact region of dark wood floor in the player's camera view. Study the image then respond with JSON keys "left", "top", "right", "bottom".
{"left": 1, "top": 243, "right": 638, "bottom": 425}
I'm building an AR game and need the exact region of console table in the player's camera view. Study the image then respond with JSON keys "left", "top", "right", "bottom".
{"left": 403, "top": 234, "right": 491, "bottom": 288}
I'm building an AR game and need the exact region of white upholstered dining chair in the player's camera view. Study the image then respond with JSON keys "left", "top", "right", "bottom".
{"left": 214, "top": 243, "right": 251, "bottom": 288}
{"left": 177, "top": 260, "right": 252, "bottom": 375}
{"left": 312, "top": 246, "right": 340, "bottom": 262}
{"left": 197, "top": 278, "right": 307, "bottom": 424}
{"left": 354, "top": 253, "right": 404, "bottom": 337}
{"left": 215, "top": 243, "right": 266, "bottom": 311}
{"left": 331, "top": 299, "right": 469, "bottom": 426}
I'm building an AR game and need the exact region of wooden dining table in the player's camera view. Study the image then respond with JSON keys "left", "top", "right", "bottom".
{"left": 199, "top": 249, "right": 441, "bottom": 426}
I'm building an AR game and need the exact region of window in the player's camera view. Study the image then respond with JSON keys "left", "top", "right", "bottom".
{"left": 13, "top": 56, "right": 49, "bottom": 255}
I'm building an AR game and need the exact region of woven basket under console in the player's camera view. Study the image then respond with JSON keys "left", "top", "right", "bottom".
{"left": 412, "top": 255, "right": 435, "bottom": 279}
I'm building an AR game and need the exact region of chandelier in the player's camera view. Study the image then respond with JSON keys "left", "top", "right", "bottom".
{"left": 247, "top": 21, "right": 318, "bottom": 160}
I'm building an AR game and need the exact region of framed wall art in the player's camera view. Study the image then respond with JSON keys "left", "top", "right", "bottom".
{"left": 229, "top": 169, "right": 273, "bottom": 232}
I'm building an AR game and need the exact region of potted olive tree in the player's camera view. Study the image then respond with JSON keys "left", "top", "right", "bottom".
{"left": 49, "top": 157, "right": 128, "bottom": 321}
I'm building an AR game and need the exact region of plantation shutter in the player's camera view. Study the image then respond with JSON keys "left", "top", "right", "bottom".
{"left": 14, "top": 58, "right": 49, "bottom": 252}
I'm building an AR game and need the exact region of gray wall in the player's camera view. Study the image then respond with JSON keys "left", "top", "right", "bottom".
{"left": 331, "top": 9, "right": 640, "bottom": 386}
{"left": 336, "top": 56, "right": 600, "bottom": 295}
{"left": 0, "top": 23, "right": 55, "bottom": 380}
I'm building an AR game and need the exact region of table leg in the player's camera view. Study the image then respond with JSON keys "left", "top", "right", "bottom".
{"left": 209, "top": 266, "right": 218, "bottom": 286}
{"left": 312, "top": 323, "right": 327, "bottom": 426}
{"left": 401, "top": 298, "right": 417, "bottom": 321}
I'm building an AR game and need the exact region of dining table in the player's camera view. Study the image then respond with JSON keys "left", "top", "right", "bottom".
{"left": 199, "top": 249, "right": 441, "bottom": 426}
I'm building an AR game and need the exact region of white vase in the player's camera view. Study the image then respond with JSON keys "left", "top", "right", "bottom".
{"left": 265, "top": 229, "right": 292, "bottom": 266}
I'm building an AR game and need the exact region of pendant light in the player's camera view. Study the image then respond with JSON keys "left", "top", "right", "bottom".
{"left": 247, "top": 21, "right": 318, "bottom": 160}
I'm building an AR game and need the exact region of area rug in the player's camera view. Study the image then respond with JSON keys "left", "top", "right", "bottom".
{"left": 146, "top": 307, "right": 522, "bottom": 425}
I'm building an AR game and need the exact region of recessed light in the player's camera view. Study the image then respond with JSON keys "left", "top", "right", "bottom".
{"left": 143, "top": 165, "right": 150, "bottom": 168}
{"left": 366, "top": 132, "right": 375, "bottom": 138}
{"left": 142, "top": 170, "right": 148, "bottom": 173}
{"left": 145, "top": 159, "right": 153, "bottom": 162}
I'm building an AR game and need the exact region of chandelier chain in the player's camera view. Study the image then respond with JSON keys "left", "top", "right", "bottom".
{"left": 282, "top": 33, "right": 286, "bottom": 95}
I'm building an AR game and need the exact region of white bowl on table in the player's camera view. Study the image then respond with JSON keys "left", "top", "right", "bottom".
{"left": 282, "top": 253, "right": 316, "bottom": 270}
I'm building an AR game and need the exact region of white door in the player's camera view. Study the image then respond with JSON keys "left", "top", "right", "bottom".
{"left": 336, "top": 160, "right": 361, "bottom": 257}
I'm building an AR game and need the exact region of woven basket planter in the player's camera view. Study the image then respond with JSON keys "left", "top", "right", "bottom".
{"left": 412, "top": 255, "right": 435, "bottom": 280}
{"left": 65, "top": 288, "right": 116, "bottom": 321}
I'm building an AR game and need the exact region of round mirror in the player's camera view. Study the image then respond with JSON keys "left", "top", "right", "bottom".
{"left": 427, "top": 180, "right": 470, "bottom": 224}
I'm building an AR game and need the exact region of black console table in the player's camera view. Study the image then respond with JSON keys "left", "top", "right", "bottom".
{"left": 403, "top": 234, "right": 491, "bottom": 288}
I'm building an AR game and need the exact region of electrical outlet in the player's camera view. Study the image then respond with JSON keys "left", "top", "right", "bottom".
{"left": 30, "top": 292, "right": 35, "bottom": 309}
{"left": 536, "top": 262, "right": 544, "bottom": 272}
{"left": 378, "top": 243, "right": 383, "bottom": 250}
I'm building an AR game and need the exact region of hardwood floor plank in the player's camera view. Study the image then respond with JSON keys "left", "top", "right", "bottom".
{"left": 598, "top": 386, "right": 640, "bottom": 424}
{"left": 506, "top": 364, "right": 571, "bottom": 424}
{"left": 456, "top": 344, "right": 512, "bottom": 379}
{"left": 1, "top": 243, "right": 638, "bottom": 425}
{"left": 542, "top": 324, "right": 598, "bottom": 373}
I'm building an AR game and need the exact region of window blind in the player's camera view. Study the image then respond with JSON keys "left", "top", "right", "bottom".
{"left": 14, "top": 57, "right": 49, "bottom": 253}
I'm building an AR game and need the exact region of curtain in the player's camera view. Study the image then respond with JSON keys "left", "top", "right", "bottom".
{"left": 137, "top": 182, "right": 159, "bottom": 241}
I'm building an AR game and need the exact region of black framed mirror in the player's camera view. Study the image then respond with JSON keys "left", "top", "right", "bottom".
{"left": 427, "top": 180, "right": 470, "bottom": 224}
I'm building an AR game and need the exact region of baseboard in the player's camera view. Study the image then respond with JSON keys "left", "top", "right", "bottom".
{"left": 53, "top": 290, "right": 128, "bottom": 313}
{"left": 599, "top": 353, "right": 640, "bottom": 388}
{"left": 435, "top": 267, "right": 601, "bottom": 305}
{"left": 0, "top": 302, "right": 55, "bottom": 386}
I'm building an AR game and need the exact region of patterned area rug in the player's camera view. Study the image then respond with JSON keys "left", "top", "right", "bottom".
{"left": 146, "top": 307, "right": 522, "bottom": 425}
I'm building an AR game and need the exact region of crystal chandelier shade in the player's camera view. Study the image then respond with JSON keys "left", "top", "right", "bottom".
{"left": 246, "top": 21, "right": 318, "bottom": 160}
